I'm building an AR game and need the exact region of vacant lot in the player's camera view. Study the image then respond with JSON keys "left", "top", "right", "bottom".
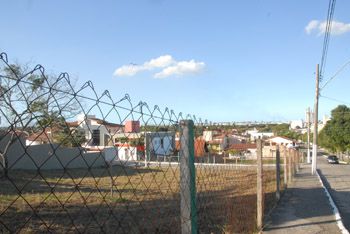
{"left": 0, "top": 163, "right": 282, "bottom": 233}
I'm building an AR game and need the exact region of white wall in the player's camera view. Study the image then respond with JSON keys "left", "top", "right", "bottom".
{"left": 117, "top": 146, "right": 138, "bottom": 161}
{"left": 1, "top": 134, "right": 107, "bottom": 170}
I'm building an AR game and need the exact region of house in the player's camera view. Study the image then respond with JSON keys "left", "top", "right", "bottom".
{"left": 268, "top": 136, "right": 294, "bottom": 147}
{"left": 194, "top": 137, "right": 206, "bottom": 157}
{"left": 227, "top": 143, "right": 257, "bottom": 158}
{"left": 174, "top": 136, "right": 207, "bottom": 158}
{"left": 245, "top": 128, "right": 274, "bottom": 141}
{"left": 203, "top": 130, "right": 214, "bottom": 142}
{"left": 74, "top": 114, "right": 124, "bottom": 148}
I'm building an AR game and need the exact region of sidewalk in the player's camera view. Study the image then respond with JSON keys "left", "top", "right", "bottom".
{"left": 263, "top": 164, "right": 341, "bottom": 234}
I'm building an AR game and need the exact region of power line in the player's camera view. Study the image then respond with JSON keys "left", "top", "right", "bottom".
{"left": 319, "top": 0, "right": 337, "bottom": 82}
{"left": 320, "top": 95, "right": 350, "bottom": 106}
{"left": 321, "top": 59, "right": 350, "bottom": 90}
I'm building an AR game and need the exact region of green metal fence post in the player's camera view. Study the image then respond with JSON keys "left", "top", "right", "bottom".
{"left": 180, "top": 120, "right": 197, "bottom": 234}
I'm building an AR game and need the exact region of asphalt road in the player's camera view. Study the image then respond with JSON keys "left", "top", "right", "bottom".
{"left": 317, "top": 154, "right": 350, "bottom": 231}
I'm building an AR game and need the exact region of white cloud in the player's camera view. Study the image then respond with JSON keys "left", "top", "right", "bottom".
{"left": 144, "top": 55, "right": 175, "bottom": 69}
{"left": 154, "top": 60, "right": 205, "bottom": 79}
{"left": 305, "top": 20, "right": 319, "bottom": 34}
{"left": 305, "top": 20, "right": 350, "bottom": 36}
{"left": 113, "top": 64, "right": 146, "bottom": 76}
{"left": 113, "top": 55, "right": 174, "bottom": 77}
{"left": 324, "top": 21, "right": 350, "bottom": 35}
{"left": 113, "top": 55, "right": 205, "bottom": 78}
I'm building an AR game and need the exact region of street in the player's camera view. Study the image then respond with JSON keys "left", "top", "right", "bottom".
{"left": 317, "top": 154, "right": 350, "bottom": 230}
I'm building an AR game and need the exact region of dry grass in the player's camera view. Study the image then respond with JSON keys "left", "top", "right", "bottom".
{"left": 0, "top": 164, "right": 281, "bottom": 233}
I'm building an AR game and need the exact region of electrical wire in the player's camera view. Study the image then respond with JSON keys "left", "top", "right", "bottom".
{"left": 319, "top": 0, "right": 337, "bottom": 82}
{"left": 321, "top": 59, "right": 350, "bottom": 90}
{"left": 320, "top": 95, "right": 350, "bottom": 106}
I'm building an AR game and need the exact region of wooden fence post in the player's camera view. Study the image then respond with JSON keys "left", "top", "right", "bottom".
{"left": 276, "top": 145, "right": 281, "bottom": 201}
{"left": 180, "top": 120, "right": 197, "bottom": 234}
{"left": 257, "top": 139, "right": 263, "bottom": 230}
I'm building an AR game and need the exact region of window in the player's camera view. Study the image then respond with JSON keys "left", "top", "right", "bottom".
{"left": 92, "top": 129, "right": 100, "bottom": 146}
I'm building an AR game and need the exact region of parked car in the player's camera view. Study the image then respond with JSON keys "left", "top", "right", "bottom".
{"left": 327, "top": 155, "right": 339, "bottom": 164}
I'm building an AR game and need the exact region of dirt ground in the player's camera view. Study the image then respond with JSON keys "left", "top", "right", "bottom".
{"left": 0, "top": 164, "right": 282, "bottom": 233}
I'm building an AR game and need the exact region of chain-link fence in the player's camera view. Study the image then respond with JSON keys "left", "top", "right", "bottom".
{"left": 0, "top": 52, "right": 301, "bottom": 233}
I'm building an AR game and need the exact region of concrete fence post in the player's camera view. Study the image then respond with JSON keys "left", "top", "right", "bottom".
{"left": 291, "top": 150, "right": 294, "bottom": 177}
{"left": 288, "top": 148, "right": 292, "bottom": 183}
{"left": 276, "top": 145, "right": 281, "bottom": 201}
{"left": 301, "top": 151, "right": 304, "bottom": 164}
{"left": 257, "top": 139, "right": 264, "bottom": 230}
{"left": 284, "top": 146, "right": 287, "bottom": 186}
{"left": 294, "top": 150, "right": 298, "bottom": 173}
{"left": 180, "top": 120, "right": 197, "bottom": 234}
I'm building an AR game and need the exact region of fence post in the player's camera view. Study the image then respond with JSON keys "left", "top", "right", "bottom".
{"left": 291, "top": 150, "right": 294, "bottom": 177}
{"left": 284, "top": 146, "right": 288, "bottom": 186}
{"left": 180, "top": 120, "right": 197, "bottom": 234}
{"left": 301, "top": 151, "right": 304, "bottom": 164}
{"left": 144, "top": 133, "right": 150, "bottom": 168}
{"left": 276, "top": 145, "right": 281, "bottom": 201}
{"left": 294, "top": 150, "right": 299, "bottom": 173}
{"left": 288, "top": 149, "right": 292, "bottom": 183}
{"left": 257, "top": 139, "right": 263, "bottom": 230}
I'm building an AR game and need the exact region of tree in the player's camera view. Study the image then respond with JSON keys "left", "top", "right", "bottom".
{"left": 0, "top": 63, "right": 81, "bottom": 175}
{"left": 271, "top": 123, "right": 301, "bottom": 140}
{"left": 319, "top": 105, "right": 350, "bottom": 153}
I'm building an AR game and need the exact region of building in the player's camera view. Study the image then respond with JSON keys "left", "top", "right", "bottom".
{"left": 203, "top": 130, "right": 214, "bottom": 142}
{"left": 74, "top": 114, "right": 124, "bottom": 148}
{"left": 227, "top": 143, "right": 257, "bottom": 158}
{"left": 290, "top": 120, "right": 304, "bottom": 130}
{"left": 268, "top": 136, "right": 294, "bottom": 147}
{"left": 249, "top": 132, "right": 274, "bottom": 141}
{"left": 244, "top": 128, "right": 274, "bottom": 141}
{"left": 125, "top": 121, "right": 140, "bottom": 133}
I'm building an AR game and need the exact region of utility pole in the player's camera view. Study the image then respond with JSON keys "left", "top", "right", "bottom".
{"left": 306, "top": 107, "right": 311, "bottom": 164}
{"left": 312, "top": 64, "right": 319, "bottom": 175}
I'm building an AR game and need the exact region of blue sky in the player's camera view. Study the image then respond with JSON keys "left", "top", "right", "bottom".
{"left": 1, "top": 0, "right": 350, "bottom": 122}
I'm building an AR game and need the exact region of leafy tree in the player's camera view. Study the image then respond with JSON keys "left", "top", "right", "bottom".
{"left": 271, "top": 123, "right": 301, "bottom": 140}
{"left": 319, "top": 105, "right": 350, "bottom": 153}
{"left": 0, "top": 63, "right": 81, "bottom": 175}
{"left": 129, "top": 137, "right": 145, "bottom": 146}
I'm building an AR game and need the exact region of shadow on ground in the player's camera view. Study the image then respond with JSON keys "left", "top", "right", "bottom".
{"left": 264, "top": 169, "right": 342, "bottom": 233}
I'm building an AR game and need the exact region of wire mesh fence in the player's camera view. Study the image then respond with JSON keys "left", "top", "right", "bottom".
{"left": 0, "top": 52, "right": 301, "bottom": 233}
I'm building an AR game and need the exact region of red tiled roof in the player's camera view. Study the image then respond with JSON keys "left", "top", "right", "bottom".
{"left": 27, "top": 132, "right": 51, "bottom": 142}
{"left": 66, "top": 121, "right": 80, "bottom": 127}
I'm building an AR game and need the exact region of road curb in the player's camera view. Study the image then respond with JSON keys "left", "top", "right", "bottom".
{"left": 316, "top": 170, "right": 349, "bottom": 234}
